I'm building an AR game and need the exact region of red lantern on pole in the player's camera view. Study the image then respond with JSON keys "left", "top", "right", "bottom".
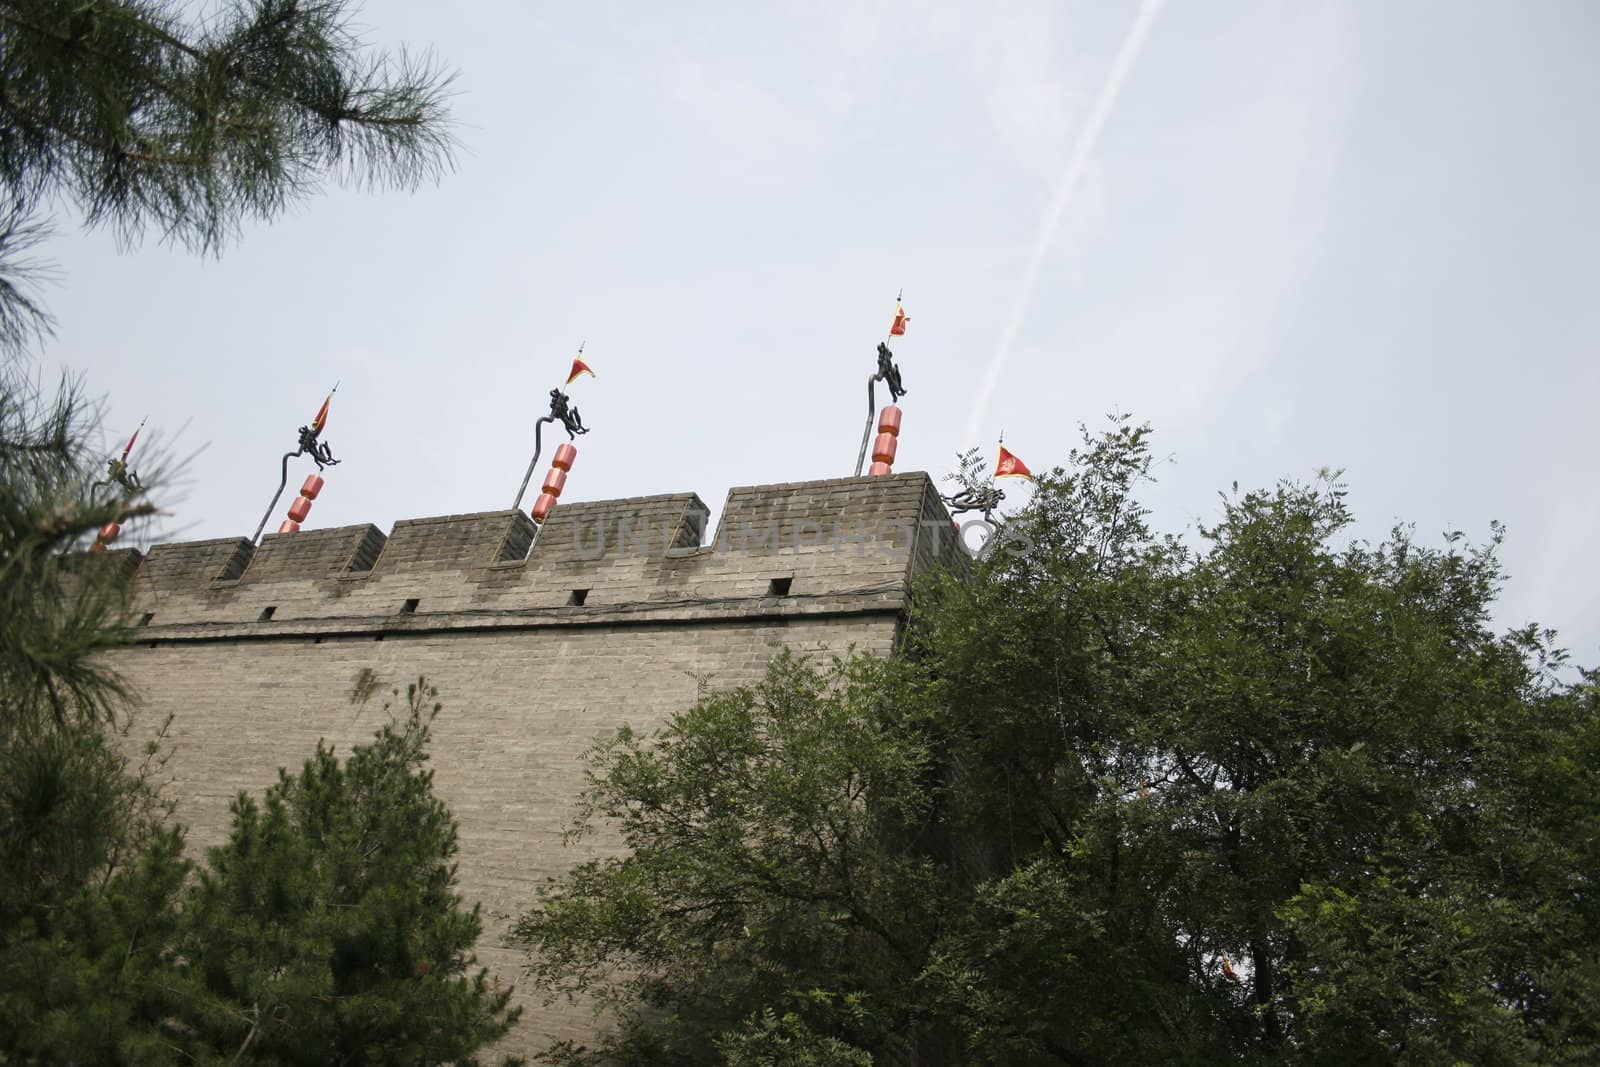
{"left": 870, "top": 404, "right": 903, "bottom": 476}
{"left": 279, "top": 473, "right": 330, "bottom": 534}
{"left": 531, "top": 446, "right": 577, "bottom": 525}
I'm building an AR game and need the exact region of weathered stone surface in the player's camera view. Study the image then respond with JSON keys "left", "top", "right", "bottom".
{"left": 105, "top": 473, "right": 964, "bottom": 1057}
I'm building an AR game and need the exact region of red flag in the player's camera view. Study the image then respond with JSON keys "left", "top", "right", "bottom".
{"left": 119, "top": 418, "right": 145, "bottom": 462}
{"left": 994, "top": 445, "right": 1034, "bottom": 480}
{"left": 566, "top": 356, "right": 595, "bottom": 384}
{"left": 311, "top": 391, "right": 333, "bottom": 435}
{"left": 890, "top": 301, "right": 910, "bottom": 336}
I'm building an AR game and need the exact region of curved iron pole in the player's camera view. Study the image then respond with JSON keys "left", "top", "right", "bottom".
{"left": 512, "top": 416, "right": 558, "bottom": 512}
{"left": 853, "top": 374, "right": 884, "bottom": 477}
{"left": 252, "top": 450, "right": 299, "bottom": 545}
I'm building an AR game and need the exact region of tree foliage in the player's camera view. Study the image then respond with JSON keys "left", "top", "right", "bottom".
{"left": 172, "top": 679, "right": 520, "bottom": 1065}
{"left": 0, "top": 0, "right": 456, "bottom": 353}
{"left": 0, "top": 360, "right": 164, "bottom": 983}
{"left": 521, "top": 417, "right": 1600, "bottom": 1065}
{"left": 1, "top": 675, "right": 522, "bottom": 1063}
{"left": 0, "top": 3, "right": 470, "bottom": 1054}
{"left": 0, "top": 373, "right": 516, "bottom": 1061}
{"left": 0, "top": 366, "right": 155, "bottom": 722}
{"left": 518, "top": 655, "right": 941, "bottom": 1064}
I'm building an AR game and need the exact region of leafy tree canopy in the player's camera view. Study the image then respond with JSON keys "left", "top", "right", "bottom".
{"left": 520, "top": 417, "right": 1599, "bottom": 1066}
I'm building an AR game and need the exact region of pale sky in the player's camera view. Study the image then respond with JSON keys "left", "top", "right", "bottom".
{"left": 41, "top": 0, "right": 1600, "bottom": 663}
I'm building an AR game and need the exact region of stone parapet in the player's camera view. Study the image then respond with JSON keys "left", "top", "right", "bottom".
{"left": 119, "top": 473, "right": 966, "bottom": 632}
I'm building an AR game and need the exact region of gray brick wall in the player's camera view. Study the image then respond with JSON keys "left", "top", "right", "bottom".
{"left": 103, "top": 473, "right": 967, "bottom": 1058}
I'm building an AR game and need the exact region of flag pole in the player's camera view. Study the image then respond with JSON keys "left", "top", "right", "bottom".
{"left": 511, "top": 419, "right": 554, "bottom": 512}
{"left": 252, "top": 451, "right": 298, "bottom": 545}
{"left": 512, "top": 344, "right": 585, "bottom": 512}
{"left": 121, "top": 415, "right": 148, "bottom": 460}
{"left": 853, "top": 377, "right": 879, "bottom": 477}
{"left": 853, "top": 291, "right": 905, "bottom": 476}
{"left": 251, "top": 384, "right": 340, "bottom": 545}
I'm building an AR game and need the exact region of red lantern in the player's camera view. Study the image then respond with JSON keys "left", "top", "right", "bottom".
{"left": 542, "top": 468, "right": 567, "bottom": 497}
{"left": 877, "top": 405, "right": 902, "bottom": 437}
{"left": 532, "top": 493, "right": 557, "bottom": 523}
{"left": 872, "top": 432, "right": 897, "bottom": 465}
{"left": 99, "top": 522, "right": 122, "bottom": 542}
{"left": 278, "top": 519, "right": 301, "bottom": 533}
{"left": 287, "top": 496, "right": 312, "bottom": 523}
{"left": 300, "top": 474, "right": 325, "bottom": 500}
{"left": 869, "top": 461, "right": 892, "bottom": 476}
{"left": 552, "top": 442, "right": 578, "bottom": 472}
{"left": 89, "top": 542, "right": 107, "bottom": 553}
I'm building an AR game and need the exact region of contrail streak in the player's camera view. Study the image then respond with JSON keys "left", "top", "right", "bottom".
{"left": 963, "top": 0, "right": 1167, "bottom": 447}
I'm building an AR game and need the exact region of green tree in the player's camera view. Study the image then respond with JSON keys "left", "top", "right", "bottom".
{"left": 914, "top": 428, "right": 1598, "bottom": 1064}
{"left": 0, "top": 818, "right": 191, "bottom": 1062}
{"left": 0, "top": 0, "right": 455, "bottom": 352}
{"left": 522, "top": 418, "right": 1600, "bottom": 1065}
{"left": 1, "top": 1, "right": 460, "bottom": 1053}
{"left": 3, "top": 677, "right": 523, "bottom": 1063}
{"left": 173, "top": 680, "right": 520, "bottom": 1065}
{"left": 0, "top": 361, "right": 177, "bottom": 1060}
{"left": 516, "top": 655, "right": 945, "bottom": 1065}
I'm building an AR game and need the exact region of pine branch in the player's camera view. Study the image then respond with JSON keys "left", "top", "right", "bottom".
{"left": 0, "top": 0, "right": 457, "bottom": 340}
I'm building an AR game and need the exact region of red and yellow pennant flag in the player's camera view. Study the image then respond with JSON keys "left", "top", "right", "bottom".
{"left": 995, "top": 445, "right": 1034, "bottom": 480}
{"left": 889, "top": 301, "right": 910, "bottom": 336}
{"left": 119, "top": 417, "right": 146, "bottom": 462}
{"left": 311, "top": 387, "right": 335, "bottom": 436}
{"left": 566, "top": 354, "right": 595, "bottom": 384}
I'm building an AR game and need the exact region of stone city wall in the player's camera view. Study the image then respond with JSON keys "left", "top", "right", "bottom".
{"left": 101, "top": 472, "right": 965, "bottom": 1055}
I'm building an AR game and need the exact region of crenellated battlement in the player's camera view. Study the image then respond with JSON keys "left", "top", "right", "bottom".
{"left": 122, "top": 473, "right": 964, "bottom": 638}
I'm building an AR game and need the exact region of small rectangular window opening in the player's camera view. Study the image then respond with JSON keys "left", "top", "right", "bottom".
{"left": 258, "top": 606, "right": 277, "bottom": 621}
{"left": 137, "top": 612, "right": 155, "bottom": 627}
{"left": 399, "top": 598, "right": 419, "bottom": 615}
{"left": 767, "top": 577, "right": 793, "bottom": 597}
{"left": 567, "top": 588, "right": 589, "bottom": 606}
